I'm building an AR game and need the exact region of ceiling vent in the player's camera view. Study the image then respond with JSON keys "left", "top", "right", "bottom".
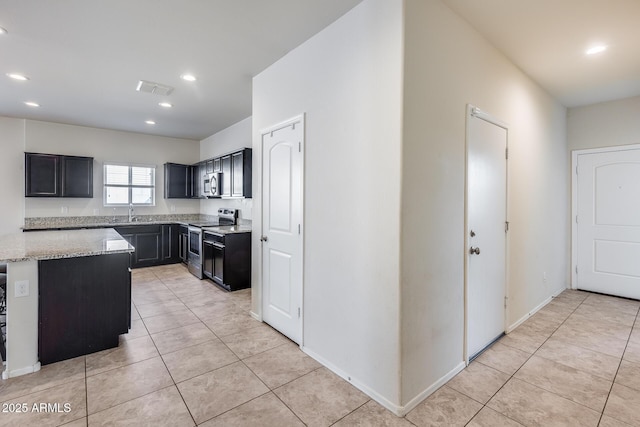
{"left": 136, "top": 80, "right": 174, "bottom": 96}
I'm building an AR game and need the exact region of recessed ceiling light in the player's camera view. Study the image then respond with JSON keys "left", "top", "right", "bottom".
{"left": 145, "top": 120, "right": 156, "bottom": 125}
{"left": 586, "top": 45, "right": 607, "bottom": 55}
{"left": 7, "top": 73, "right": 29, "bottom": 81}
{"left": 159, "top": 102, "right": 172, "bottom": 108}
{"left": 24, "top": 101, "right": 40, "bottom": 107}
{"left": 181, "top": 74, "right": 196, "bottom": 82}
{"left": 0, "top": 27, "right": 7, "bottom": 35}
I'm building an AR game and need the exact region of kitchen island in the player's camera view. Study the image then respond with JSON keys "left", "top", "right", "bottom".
{"left": 0, "top": 228, "right": 134, "bottom": 379}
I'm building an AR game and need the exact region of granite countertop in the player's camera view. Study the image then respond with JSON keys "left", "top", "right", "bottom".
{"left": 202, "top": 224, "right": 252, "bottom": 234}
{"left": 24, "top": 220, "right": 181, "bottom": 230}
{"left": 22, "top": 214, "right": 213, "bottom": 231}
{"left": 0, "top": 228, "right": 134, "bottom": 263}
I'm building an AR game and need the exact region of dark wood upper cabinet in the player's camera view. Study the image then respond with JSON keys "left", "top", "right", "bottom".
{"left": 164, "top": 163, "right": 191, "bottom": 198}
{"left": 61, "top": 155, "right": 93, "bottom": 197}
{"left": 164, "top": 148, "right": 252, "bottom": 200}
{"left": 214, "top": 148, "right": 252, "bottom": 198}
{"left": 191, "top": 162, "right": 206, "bottom": 199}
{"left": 25, "top": 153, "right": 60, "bottom": 197}
{"left": 25, "top": 152, "right": 93, "bottom": 198}
{"left": 221, "top": 155, "right": 232, "bottom": 197}
{"left": 231, "top": 149, "right": 252, "bottom": 198}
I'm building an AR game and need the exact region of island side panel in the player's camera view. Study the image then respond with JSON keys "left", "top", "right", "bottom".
{"left": 4, "top": 260, "right": 41, "bottom": 379}
{"left": 38, "top": 252, "right": 131, "bottom": 365}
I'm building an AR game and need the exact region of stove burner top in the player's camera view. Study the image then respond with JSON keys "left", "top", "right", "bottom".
{"left": 189, "top": 208, "right": 238, "bottom": 228}
{"left": 189, "top": 222, "right": 219, "bottom": 227}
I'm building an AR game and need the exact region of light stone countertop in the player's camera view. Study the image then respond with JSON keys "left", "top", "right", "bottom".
{"left": 22, "top": 214, "right": 210, "bottom": 231}
{"left": 202, "top": 224, "right": 252, "bottom": 235}
{"left": 23, "top": 220, "right": 186, "bottom": 231}
{"left": 0, "top": 228, "right": 134, "bottom": 263}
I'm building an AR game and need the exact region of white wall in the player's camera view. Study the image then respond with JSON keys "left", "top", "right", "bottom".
{"left": 568, "top": 95, "right": 640, "bottom": 151}
{"left": 0, "top": 117, "right": 26, "bottom": 236}
{"left": 23, "top": 120, "right": 200, "bottom": 218}
{"left": 400, "top": 0, "right": 568, "bottom": 406}
{"left": 199, "top": 117, "right": 253, "bottom": 221}
{"left": 252, "top": 0, "right": 404, "bottom": 409}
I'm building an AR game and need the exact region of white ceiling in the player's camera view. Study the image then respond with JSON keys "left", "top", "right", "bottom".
{"left": 2, "top": 1, "right": 638, "bottom": 141}
{"left": 0, "top": 0, "right": 363, "bottom": 140}
{"left": 442, "top": 0, "right": 640, "bottom": 107}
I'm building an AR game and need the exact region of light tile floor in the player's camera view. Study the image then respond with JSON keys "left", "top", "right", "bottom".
{"left": 1, "top": 264, "right": 640, "bottom": 426}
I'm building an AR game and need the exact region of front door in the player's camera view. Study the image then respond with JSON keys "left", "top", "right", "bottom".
{"left": 466, "top": 106, "right": 508, "bottom": 360}
{"left": 261, "top": 115, "right": 304, "bottom": 344}
{"left": 576, "top": 147, "right": 640, "bottom": 299}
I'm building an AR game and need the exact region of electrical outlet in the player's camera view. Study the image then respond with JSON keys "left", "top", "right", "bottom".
{"left": 170, "top": 205, "right": 176, "bottom": 212}
{"left": 93, "top": 208, "right": 99, "bottom": 215}
{"left": 61, "top": 206, "right": 69, "bottom": 214}
{"left": 543, "top": 272, "right": 547, "bottom": 283}
{"left": 15, "top": 280, "right": 29, "bottom": 298}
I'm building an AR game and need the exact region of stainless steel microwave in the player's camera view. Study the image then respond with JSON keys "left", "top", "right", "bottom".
{"left": 203, "top": 172, "right": 222, "bottom": 197}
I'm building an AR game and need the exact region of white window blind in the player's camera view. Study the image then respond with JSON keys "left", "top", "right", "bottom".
{"left": 104, "top": 163, "right": 155, "bottom": 206}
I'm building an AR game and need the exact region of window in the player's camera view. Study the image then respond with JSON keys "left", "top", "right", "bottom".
{"left": 104, "top": 163, "right": 155, "bottom": 206}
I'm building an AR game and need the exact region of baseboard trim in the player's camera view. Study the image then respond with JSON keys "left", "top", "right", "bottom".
{"left": 300, "top": 345, "right": 466, "bottom": 417}
{"left": 300, "top": 346, "right": 403, "bottom": 415}
{"left": 507, "top": 286, "right": 566, "bottom": 332}
{"left": 3, "top": 361, "right": 41, "bottom": 379}
{"left": 396, "top": 361, "right": 466, "bottom": 416}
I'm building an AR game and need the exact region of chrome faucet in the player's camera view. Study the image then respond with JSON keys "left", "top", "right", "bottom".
{"left": 128, "top": 203, "right": 135, "bottom": 222}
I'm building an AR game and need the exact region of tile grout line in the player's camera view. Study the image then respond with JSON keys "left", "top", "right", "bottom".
{"left": 135, "top": 269, "right": 199, "bottom": 427}
{"left": 461, "top": 292, "right": 589, "bottom": 426}
{"left": 596, "top": 305, "right": 640, "bottom": 427}
{"left": 328, "top": 399, "right": 371, "bottom": 426}
{"left": 138, "top": 264, "right": 292, "bottom": 426}
{"left": 267, "top": 365, "right": 327, "bottom": 427}
{"left": 85, "top": 269, "right": 180, "bottom": 423}
{"left": 487, "top": 293, "right": 640, "bottom": 426}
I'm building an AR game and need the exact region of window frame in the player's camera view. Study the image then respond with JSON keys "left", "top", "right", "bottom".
{"left": 103, "top": 162, "right": 156, "bottom": 207}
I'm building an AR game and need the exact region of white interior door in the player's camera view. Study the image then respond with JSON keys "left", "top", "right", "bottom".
{"left": 576, "top": 148, "right": 640, "bottom": 299}
{"left": 466, "top": 107, "right": 507, "bottom": 360}
{"left": 261, "top": 116, "right": 304, "bottom": 344}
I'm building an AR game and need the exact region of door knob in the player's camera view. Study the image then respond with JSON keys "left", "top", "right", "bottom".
{"left": 260, "top": 235, "right": 268, "bottom": 242}
{"left": 469, "top": 246, "right": 480, "bottom": 255}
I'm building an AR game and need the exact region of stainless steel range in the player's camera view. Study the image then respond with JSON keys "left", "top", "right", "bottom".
{"left": 187, "top": 208, "right": 238, "bottom": 279}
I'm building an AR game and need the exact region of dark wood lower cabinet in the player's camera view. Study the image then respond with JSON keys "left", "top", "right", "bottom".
{"left": 163, "top": 224, "right": 179, "bottom": 261}
{"left": 115, "top": 224, "right": 180, "bottom": 269}
{"left": 178, "top": 226, "right": 188, "bottom": 264}
{"left": 202, "top": 240, "right": 214, "bottom": 279}
{"left": 135, "top": 231, "right": 161, "bottom": 266}
{"left": 202, "top": 231, "right": 251, "bottom": 291}
{"left": 38, "top": 252, "right": 131, "bottom": 365}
